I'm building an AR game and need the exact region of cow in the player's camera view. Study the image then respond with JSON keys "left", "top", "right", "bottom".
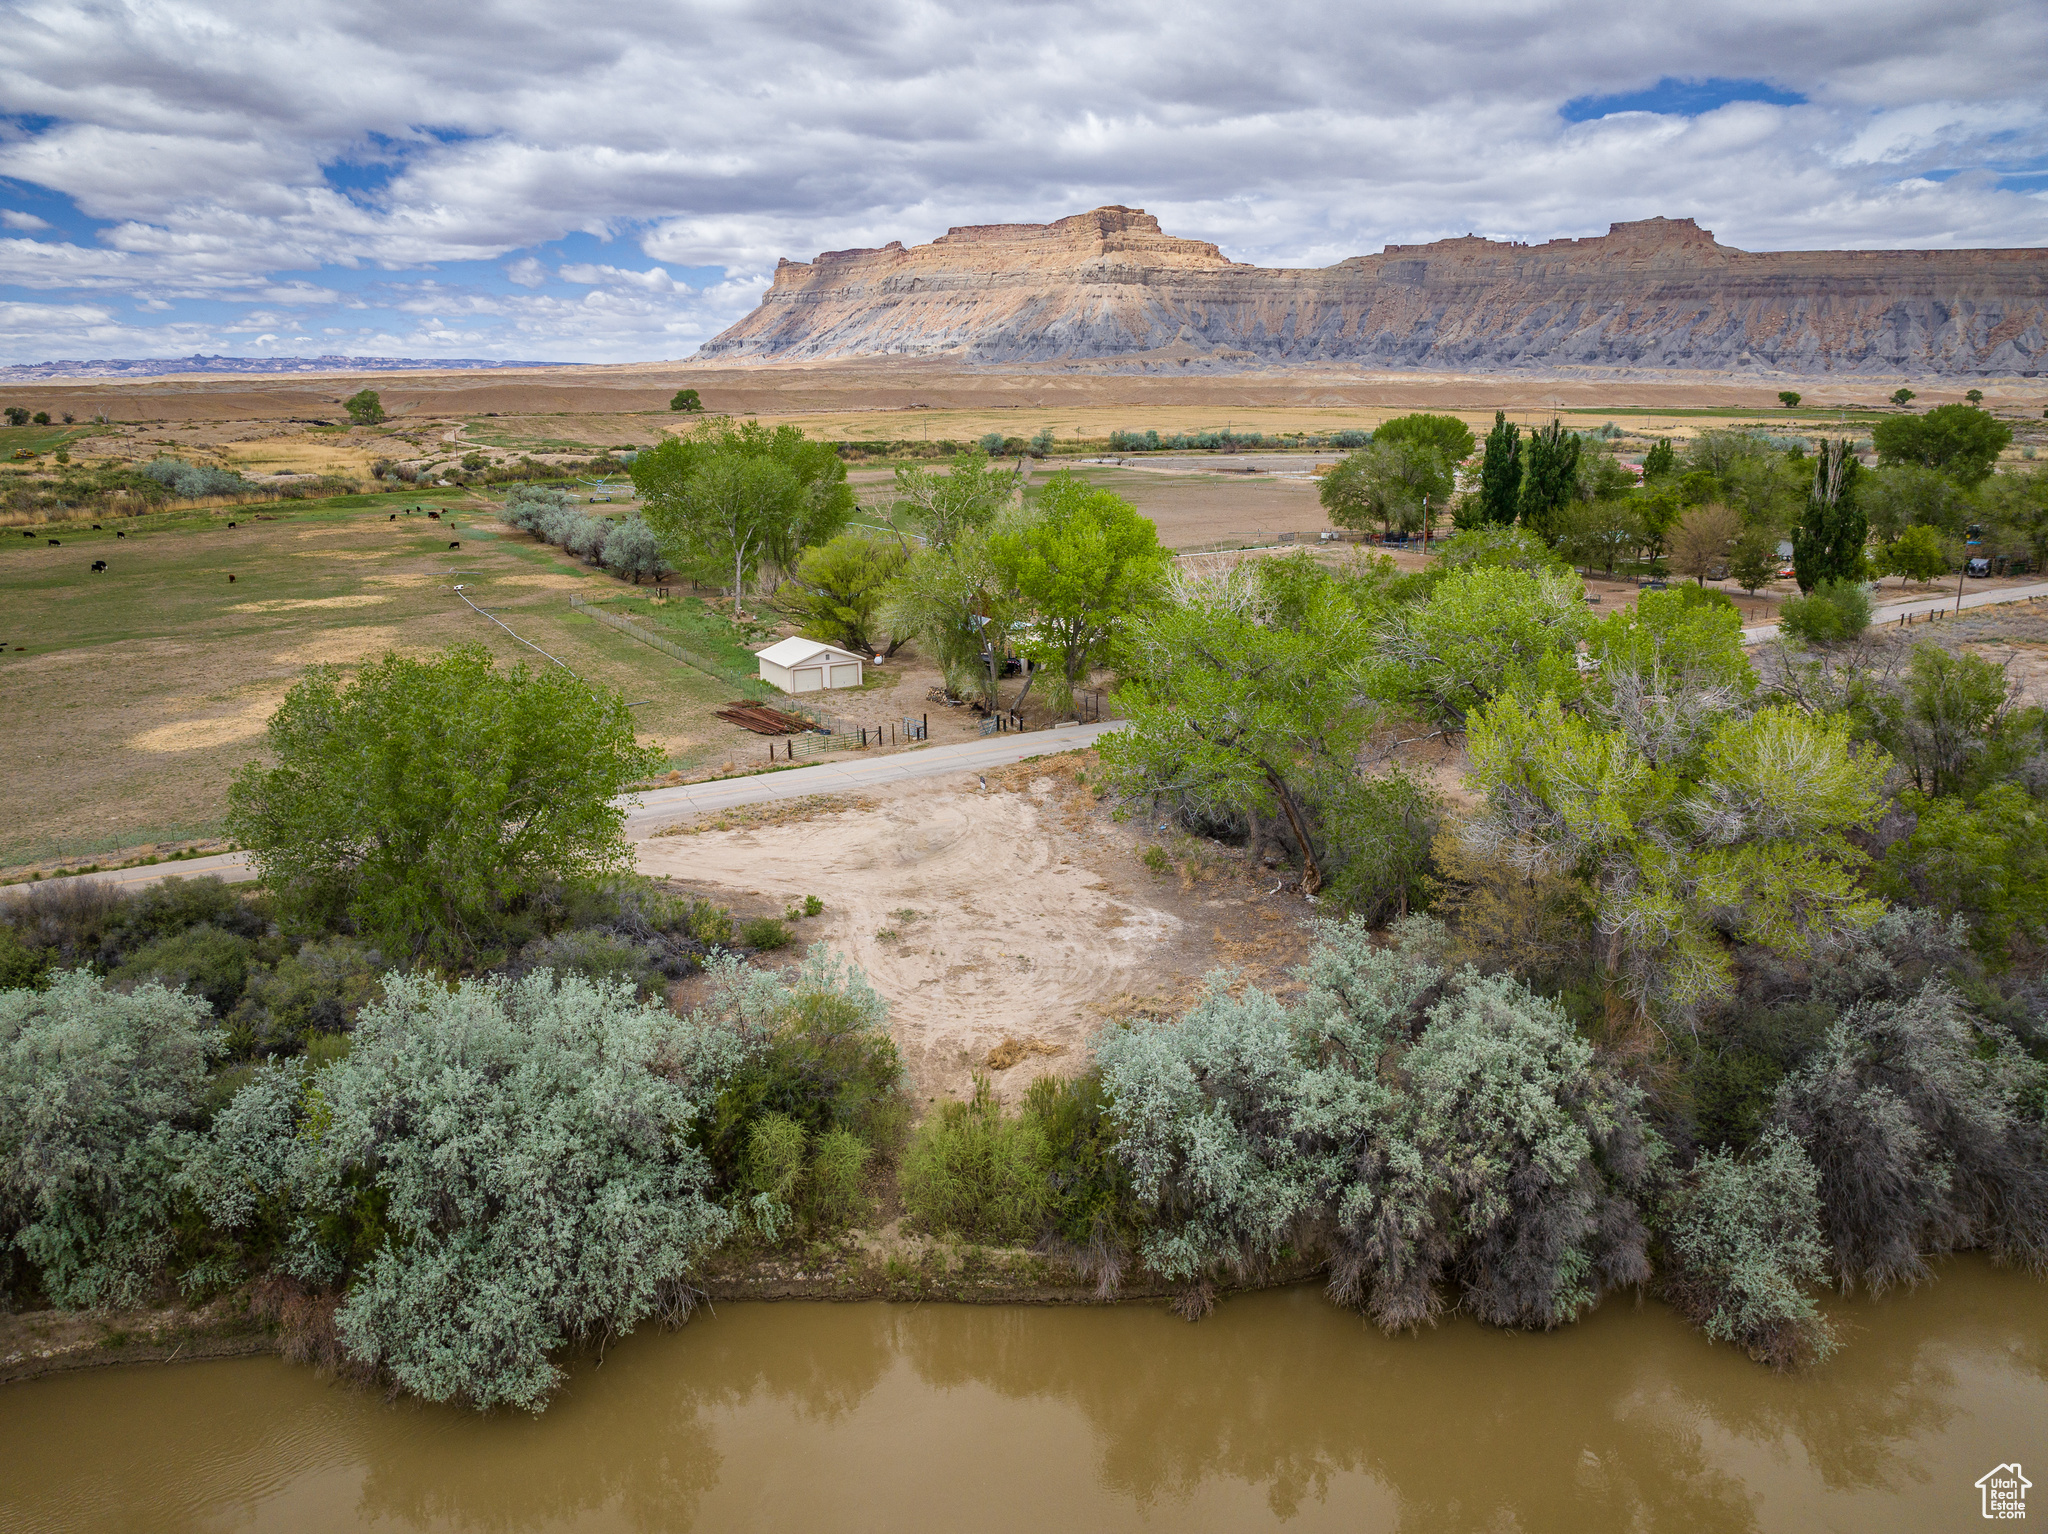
{"left": 47, "top": 539, "right": 59, "bottom": 546}
{"left": 449, "top": 541, "right": 460, "bottom": 549}
{"left": 227, "top": 521, "right": 237, "bottom": 528}
{"left": 428, "top": 510, "right": 441, "bottom": 520}
{"left": 389, "top": 513, "right": 396, "bottom": 521}
{"left": 90, "top": 560, "right": 107, "bottom": 573}
{"left": 92, "top": 524, "right": 101, "bottom": 530}
{"left": 116, "top": 530, "right": 126, "bottom": 538}
{"left": 227, "top": 573, "right": 236, "bottom": 583}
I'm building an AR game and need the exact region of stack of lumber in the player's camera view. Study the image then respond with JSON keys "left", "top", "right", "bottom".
{"left": 715, "top": 702, "right": 817, "bottom": 735}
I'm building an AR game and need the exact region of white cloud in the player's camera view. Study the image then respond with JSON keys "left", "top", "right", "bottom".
{"left": 0, "top": 0, "right": 2042, "bottom": 361}
{"left": 1, "top": 210, "right": 52, "bottom": 231}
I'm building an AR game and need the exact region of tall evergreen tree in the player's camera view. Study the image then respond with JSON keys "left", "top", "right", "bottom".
{"left": 1791, "top": 438, "right": 1868, "bottom": 593}
{"left": 1517, "top": 419, "right": 1580, "bottom": 540}
{"left": 1477, "top": 410, "right": 1522, "bottom": 526}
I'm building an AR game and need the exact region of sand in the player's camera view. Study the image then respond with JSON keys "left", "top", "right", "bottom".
{"left": 637, "top": 764, "right": 1317, "bottom": 1107}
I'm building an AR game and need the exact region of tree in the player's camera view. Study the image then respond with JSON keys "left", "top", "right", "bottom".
{"left": 1729, "top": 528, "right": 1780, "bottom": 595}
{"left": 1100, "top": 560, "right": 1377, "bottom": 892}
{"left": 880, "top": 523, "right": 1027, "bottom": 708}
{"left": 1980, "top": 462, "right": 2048, "bottom": 571}
{"left": 779, "top": 533, "right": 911, "bottom": 656}
{"left": 1874, "top": 524, "right": 1951, "bottom": 587}
{"left": 1790, "top": 438, "right": 1867, "bottom": 592}
{"left": 343, "top": 389, "right": 385, "bottom": 425}
{"left": 1777, "top": 391, "right": 1801, "bottom": 409}
{"left": 988, "top": 474, "right": 1169, "bottom": 708}
{"left": 1517, "top": 420, "right": 1581, "bottom": 539}
{"left": 1667, "top": 503, "right": 1740, "bottom": 585}
{"left": 633, "top": 421, "right": 853, "bottom": 601}
{"left": 1778, "top": 580, "right": 1872, "bottom": 643}
{"left": 1891, "top": 388, "right": 1915, "bottom": 407}
{"left": 226, "top": 647, "right": 663, "bottom": 966}
{"left": 1368, "top": 565, "right": 1589, "bottom": 731}
{"left": 1860, "top": 463, "right": 1977, "bottom": 542}
{"left": 1641, "top": 438, "right": 1676, "bottom": 480}
{"left": 1, "top": 407, "right": 26, "bottom": 427}
{"left": 1871, "top": 403, "right": 2013, "bottom": 487}
{"left": 0, "top": 972, "right": 222, "bottom": 1306}
{"left": 1965, "top": 388, "right": 1984, "bottom": 406}
{"left": 598, "top": 515, "right": 667, "bottom": 584}
{"left": 1373, "top": 412, "right": 1476, "bottom": 468}
{"left": 1320, "top": 440, "right": 1452, "bottom": 538}
{"left": 1477, "top": 412, "right": 1523, "bottom": 525}
{"left": 893, "top": 449, "right": 1021, "bottom": 548}
{"left": 669, "top": 389, "right": 703, "bottom": 412}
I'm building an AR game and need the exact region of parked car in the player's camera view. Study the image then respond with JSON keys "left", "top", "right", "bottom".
{"left": 1967, "top": 557, "right": 1992, "bottom": 577}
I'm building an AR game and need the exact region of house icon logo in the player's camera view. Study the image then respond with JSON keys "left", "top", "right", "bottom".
{"left": 1978, "top": 1463, "right": 2030, "bottom": 1519}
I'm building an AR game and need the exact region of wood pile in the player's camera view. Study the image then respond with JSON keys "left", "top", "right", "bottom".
{"left": 715, "top": 701, "right": 817, "bottom": 735}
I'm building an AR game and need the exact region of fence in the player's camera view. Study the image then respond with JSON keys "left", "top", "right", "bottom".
{"left": 761, "top": 716, "right": 928, "bottom": 763}
{"left": 567, "top": 595, "right": 762, "bottom": 692}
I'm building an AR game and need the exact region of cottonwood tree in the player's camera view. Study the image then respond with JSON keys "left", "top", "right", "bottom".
{"left": 780, "top": 532, "right": 911, "bottom": 656}
{"left": 1367, "top": 564, "right": 1589, "bottom": 731}
{"left": 1791, "top": 439, "right": 1868, "bottom": 592}
{"left": 1101, "top": 559, "right": 1378, "bottom": 892}
{"left": 226, "top": 647, "right": 663, "bottom": 966}
{"left": 893, "top": 449, "right": 1021, "bottom": 548}
{"left": 880, "top": 521, "right": 1028, "bottom": 707}
{"left": 343, "top": 389, "right": 384, "bottom": 425}
{"left": 1667, "top": 503, "right": 1740, "bottom": 585}
{"left": 633, "top": 421, "right": 854, "bottom": 601}
{"left": 1372, "top": 412, "right": 1475, "bottom": 469}
{"left": 1871, "top": 403, "right": 2013, "bottom": 486}
{"left": 1320, "top": 440, "right": 1453, "bottom": 539}
{"left": 1873, "top": 524, "right": 1951, "bottom": 587}
{"left": 990, "top": 475, "right": 1169, "bottom": 708}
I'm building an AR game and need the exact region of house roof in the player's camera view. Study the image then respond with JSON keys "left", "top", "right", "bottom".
{"left": 755, "top": 637, "right": 865, "bottom": 667}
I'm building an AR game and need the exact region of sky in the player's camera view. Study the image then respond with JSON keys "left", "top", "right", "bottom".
{"left": 1, "top": 0, "right": 2044, "bottom": 366}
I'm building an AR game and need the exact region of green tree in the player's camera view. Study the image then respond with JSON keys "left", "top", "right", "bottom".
{"left": 1368, "top": 565, "right": 1589, "bottom": 730}
{"left": 633, "top": 421, "right": 853, "bottom": 600}
{"left": 881, "top": 523, "right": 1027, "bottom": 707}
{"left": 1320, "top": 440, "right": 1453, "bottom": 538}
{"left": 1979, "top": 462, "right": 2048, "bottom": 571}
{"left": 1874, "top": 523, "right": 1951, "bottom": 587}
{"left": 1668, "top": 503, "right": 1740, "bottom": 586}
{"left": 1791, "top": 439, "right": 1867, "bottom": 592}
{"left": 1101, "top": 560, "right": 1377, "bottom": 892}
{"left": 1517, "top": 420, "right": 1581, "bottom": 539}
{"left": 988, "top": 474, "right": 1169, "bottom": 708}
{"left": 1373, "top": 412, "right": 1476, "bottom": 468}
{"left": 779, "top": 533, "right": 911, "bottom": 656}
{"left": 1880, "top": 786, "right": 2048, "bottom": 960}
{"left": 226, "top": 647, "right": 663, "bottom": 966}
{"left": 1477, "top": 411, "right": 1523, "bottom": 525}
{"left": 669, "top": 389, "right": 703, "bottom": 412}
{"left": 1641, "top": 438, "right": 1676, "bottom": 480}
{"left": 1729, "top": 528, "right": 1780, "bottom": 595}
{"left": 343, "top": 389, "right": 385, "bottom": 425}
{"left": 894, "top": 449, "right": 1021, "bottom": 548}
{"left": 1891, "top": 387, "right": 1915, "bottom": 407}
{"left": 1871, "top": 403, "right": 2013, "bottom": 486}
{"left": 1965, "top": 388, "right": 1984, "bottom": 406}
{"left": 1860, "top": 463, "right": 1978, "bottom": 541}
{"left": 1777, "top": 391, "right": 1802, "bottom": 409}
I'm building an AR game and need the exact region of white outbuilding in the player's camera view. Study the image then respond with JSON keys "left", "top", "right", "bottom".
{"left": 755, "top": 637, "right": 866, "bottom": 694}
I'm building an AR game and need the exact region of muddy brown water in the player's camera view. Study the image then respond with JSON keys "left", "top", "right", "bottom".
{"left": 3, "top": 1260, "right": 2043, "bottom": 1533}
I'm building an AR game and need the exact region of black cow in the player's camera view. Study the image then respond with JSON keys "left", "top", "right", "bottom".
{"left": 90, "top": 560, "right": 107, "bottom": 573}
{"left": 92, "top": 524, "right": 102, "bottom": 530}
{"left": 389, "top": 513, "right": 396, "bottom": 521}
{"left": 227, "top": 521, "right": 237, "bottom": 528}
{"left": 116, "top": 530, "right": 126, "bottom": 538}
{"left": 449, "top": 541, "right": 460, "bottom": 550}
{"left": 47, "top": 539, "right": 59, "bottom": 546}
{"left": 227, "top": 573, "right": 236, "bottom": 583}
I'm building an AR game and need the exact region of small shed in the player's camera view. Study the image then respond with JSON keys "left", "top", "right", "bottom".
{"left": 755, "top": 637, "right": 865, "bottom": 694}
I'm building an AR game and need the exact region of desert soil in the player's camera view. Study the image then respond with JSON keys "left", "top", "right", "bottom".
{"left": 638, "top": 753, "right": 1316, "bottom": 1108}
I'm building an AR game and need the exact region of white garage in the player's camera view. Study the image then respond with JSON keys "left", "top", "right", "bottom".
{"left": 755, "top": 637, "right": 866, "bottom": 694}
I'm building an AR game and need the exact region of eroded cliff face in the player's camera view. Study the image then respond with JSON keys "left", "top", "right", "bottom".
{"left": 699, "top": 206, "right": 2048, "bottom": 376}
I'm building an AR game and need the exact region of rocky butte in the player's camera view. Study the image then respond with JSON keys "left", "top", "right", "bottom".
{"left": 700, "top": 206, "right": 2048, "bottom": 376}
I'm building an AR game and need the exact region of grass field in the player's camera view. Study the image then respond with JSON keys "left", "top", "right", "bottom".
{"left": 0, "top": 488, "right": 775, "bottom": 866}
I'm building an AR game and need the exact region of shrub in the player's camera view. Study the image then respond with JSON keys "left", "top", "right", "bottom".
{"left": 0, "top": 926, "right": 55, "bottom": 991}
{"left": 1020, "top": 1072, "right": 1138, "bottom": 1288}
{"left": 225, "top": 937, "right": 384, "bottom": 1055}
{"left": 1771, "top": 980, "right": 2048, "bottom": 1291}
{"left": 804, "top": 1127, "right": 874, "bottom": 1233}
{"left": 741, "top": 916, "right": 792, "bottom": 951}
{"left": 1320, "top": 769, "right": 1443, "bottom": 924}
{"left": 511, "top": 927, "right": 676, "bottom": 1000}
{"left": 1778, "top": 579, "right": 1872, "bottom": 643}
{"left": 109, "top": 926, "right": 260, "bottom": 1015}
{"left": 0, "top": 971, "right": 222, "bottom": 1306}
{"left": 1664, "top": 1128, "right": 1836, "bottom": 1368}
{"left": 900, "top": 1076, "right": 1045, "bottom": 1243}
{"left": 693, "top": 949, "right": 906, "bottom": 1182}
{"left": 185, "top": 970, "right": 751, "bottom": 1411}
{"left": 138, "top": 457, "right": 249, "bottom": 499}
{"left": 740, "top": 1113, "right": 808, "bottom": 1240}
{"left": 599, "top": 516, "right": 666, "bottom": 583}
{"left": 977, "top": 432, "right": 1005, "bottom": 455}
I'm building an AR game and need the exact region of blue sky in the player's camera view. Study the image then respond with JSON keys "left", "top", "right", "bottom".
{"left": 2, "top": 0, "right": 2044, "bottom": 365}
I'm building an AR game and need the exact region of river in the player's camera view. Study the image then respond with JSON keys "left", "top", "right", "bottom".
{"left": 3, "top": 1259, "right": 2043, "bottom": 1533}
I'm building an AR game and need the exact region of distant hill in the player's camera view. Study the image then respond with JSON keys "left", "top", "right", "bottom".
{"left": 701, "top": 206, "right": 2048, "bottom": 377}
{"left": 0, "top": 354, "right": 585, "bottom": 381}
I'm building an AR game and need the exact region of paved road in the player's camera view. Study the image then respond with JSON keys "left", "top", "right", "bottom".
{"left": 26, "top": 721, "right": 1127, "bottom": 894}
{"left": 1741, "top": 581, "right": 2048, "bottom": 644}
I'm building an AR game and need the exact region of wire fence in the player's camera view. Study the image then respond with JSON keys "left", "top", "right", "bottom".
{"left": 567, "top": 595, "right": 763, "bottom": 692}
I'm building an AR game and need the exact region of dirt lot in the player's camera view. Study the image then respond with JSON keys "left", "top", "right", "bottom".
{"left": 640, "top": 753, "right": 1316, "bottom": 1108}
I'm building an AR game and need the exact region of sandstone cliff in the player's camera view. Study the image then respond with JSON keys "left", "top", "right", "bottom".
{"left": 699, "top": 206, "right": 2048, "bottom": 376}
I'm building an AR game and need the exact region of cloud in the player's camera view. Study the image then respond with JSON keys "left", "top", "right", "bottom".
{"left": 0, "top": 0, "right": 2043, "bottom": 362}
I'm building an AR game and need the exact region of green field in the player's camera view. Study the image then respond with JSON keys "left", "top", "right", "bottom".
{"left": 0, "top": 489, "right": 750, "bottom": 867}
